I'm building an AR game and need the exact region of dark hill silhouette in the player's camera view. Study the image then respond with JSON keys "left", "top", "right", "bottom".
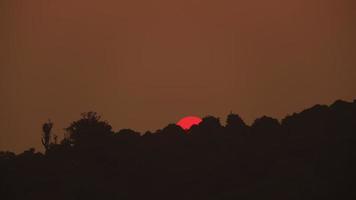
{"left": 1, "top": 100, "right": 356, "bottom": 200}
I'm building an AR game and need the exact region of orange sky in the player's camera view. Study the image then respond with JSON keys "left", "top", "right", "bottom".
{"left": 1, "top": 0, "right": 356, "bottom": 152}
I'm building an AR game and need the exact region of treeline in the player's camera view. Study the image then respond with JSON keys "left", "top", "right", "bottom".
{"left": 1, "top": 100, "right": 356, "bottom": 200}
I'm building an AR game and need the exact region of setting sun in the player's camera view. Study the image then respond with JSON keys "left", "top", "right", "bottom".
{"left": 177, "top": 116, "right": 202, "bottom": 130}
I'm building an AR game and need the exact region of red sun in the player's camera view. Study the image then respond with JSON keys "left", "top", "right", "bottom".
{"left": 177, "top": 116, "right": 202, "bottom": 130}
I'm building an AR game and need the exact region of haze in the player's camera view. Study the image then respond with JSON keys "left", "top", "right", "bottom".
{"left": 1, "top": 0, "right": 356, "bottom": 152}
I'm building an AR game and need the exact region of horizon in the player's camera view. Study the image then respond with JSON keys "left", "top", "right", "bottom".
{"left": 1, "top": 98, "right": 354, "bottom": 153}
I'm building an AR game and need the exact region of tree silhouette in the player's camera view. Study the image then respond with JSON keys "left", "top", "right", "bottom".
{"left": 41, "top": 119, "right": 53, "bottom": 152}
{"left": 226, "top": 113, "right": 246, "bottom": 128}
{"left": 251, "top": 116, "right": 280, "bottom": 133}
{"left": 225, "top": 113, "right": 248, "bottom": 137}
{"left": 1, "top": 100, "right": 356, "bottom": 200}
{"left": 116, "top": 129, "right": 140, "bottom": 138}
{"left": 160, "top": 124, "right": 185, "bottom": 137}
{"left": 191, "top": 116, "right": 222, "bottom": 136}
{"left": 65, "top": 112, "right": 113, "bottom": 147}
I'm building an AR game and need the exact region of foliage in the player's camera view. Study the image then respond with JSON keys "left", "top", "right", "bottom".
{"left": 1, "top": 100, "right": 356, "bottom": 200}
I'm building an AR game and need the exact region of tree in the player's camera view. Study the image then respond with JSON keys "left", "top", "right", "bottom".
{"left": 190, "top": 116, "right": 222, "bottom": 137}
{"left": 65, "top": 112, "right": 113, "bottom": 147}
{"left": 41, "top": 119, "right": 53, "bottom": 152}
{"left": 226, "top": 113, "right": 247, "bottom": 134}
{"left": 251, "top": 116, "right": 280, "bottom": 132}
{"left": 200, "top": 116, "right": 222, "bottom": 130}
{"left": 160, "top": 124, "right": 185, "bottom": 137}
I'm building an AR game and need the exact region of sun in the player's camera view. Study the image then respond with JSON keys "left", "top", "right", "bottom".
{"left": 177, "top": 116, "right": 202, "bottom": 130}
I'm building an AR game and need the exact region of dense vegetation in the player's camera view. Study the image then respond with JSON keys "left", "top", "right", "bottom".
{"left": 1, "top": 100, "right": 356, "bottom": 200}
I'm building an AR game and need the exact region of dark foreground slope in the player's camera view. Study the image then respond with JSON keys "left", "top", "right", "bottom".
{"left": 1, "top": 100, "right": 356, "bottom": 200}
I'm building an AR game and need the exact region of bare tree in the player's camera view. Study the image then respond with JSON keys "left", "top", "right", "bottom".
{"left": 41, "top": 119, "right": 53, "bottom": 152}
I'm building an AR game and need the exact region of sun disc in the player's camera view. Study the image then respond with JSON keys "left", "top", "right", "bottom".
{"left": 177, "top": 116, "right": 202, "bottom": 130}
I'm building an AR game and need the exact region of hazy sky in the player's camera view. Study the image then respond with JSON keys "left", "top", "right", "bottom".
{"left": 1, "top": 0, "right": 356, "bottom": 152}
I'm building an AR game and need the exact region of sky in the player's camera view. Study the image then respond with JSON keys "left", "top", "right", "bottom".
{"left": 1, "top": 0, "right": 356, "bottom": 153}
